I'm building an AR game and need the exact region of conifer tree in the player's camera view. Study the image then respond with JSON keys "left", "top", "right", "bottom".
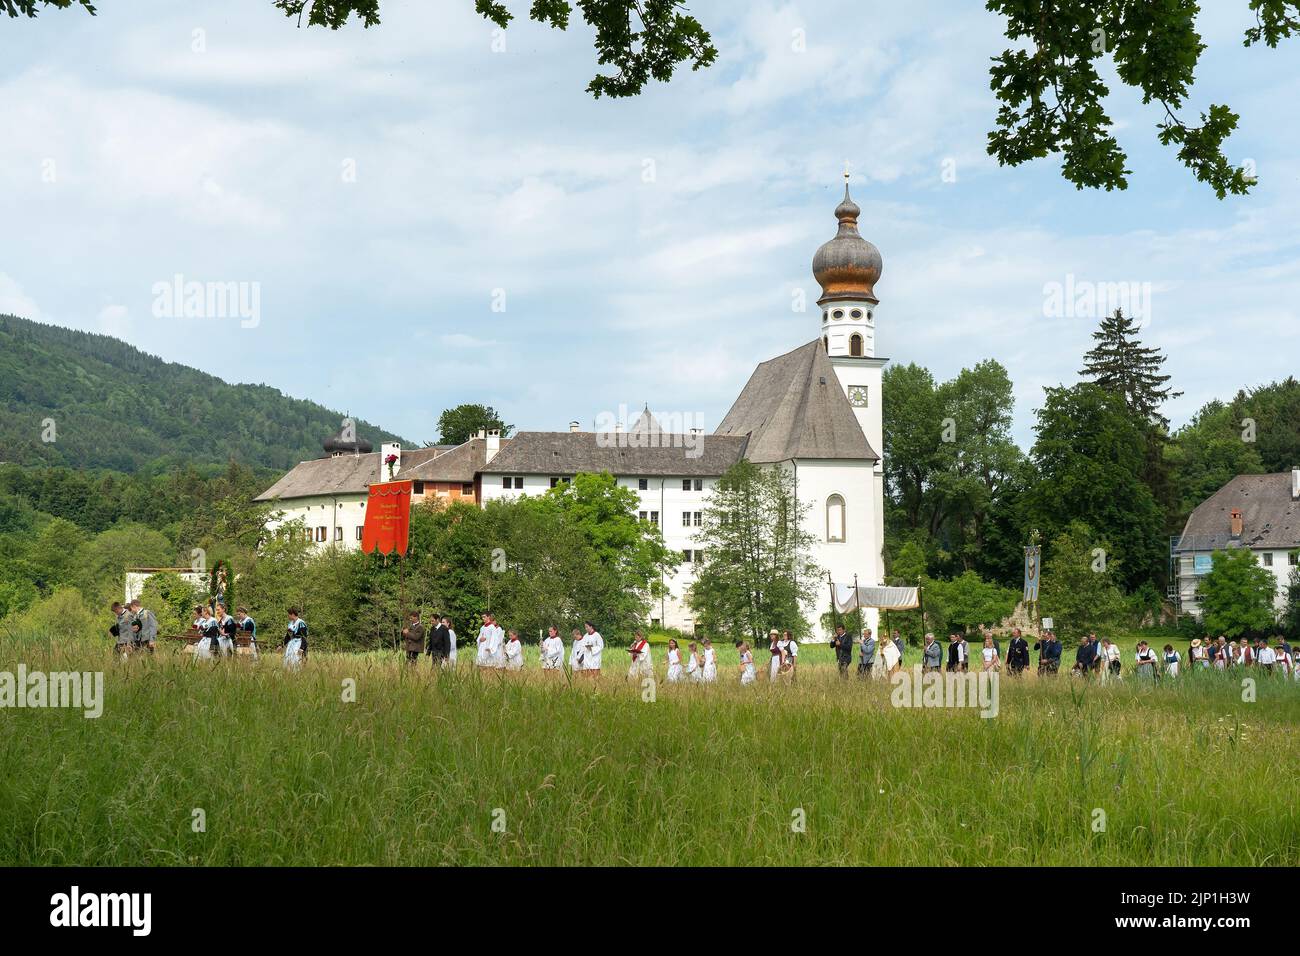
{"left": 1080, "top": 309, "right": 1182, "bottom": 427}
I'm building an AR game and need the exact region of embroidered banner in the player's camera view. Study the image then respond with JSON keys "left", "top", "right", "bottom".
{"left": 361, "top": 480, "right": 413, "bottom": 556}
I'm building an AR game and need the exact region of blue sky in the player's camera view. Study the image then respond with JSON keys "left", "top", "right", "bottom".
{"left": 1, "top": 1, "right": 1297, "bottom": 451}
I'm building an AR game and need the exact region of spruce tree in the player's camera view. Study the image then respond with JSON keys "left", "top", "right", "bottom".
{"left": 1080, "top": 309, "right": 1182, "bottom": 427}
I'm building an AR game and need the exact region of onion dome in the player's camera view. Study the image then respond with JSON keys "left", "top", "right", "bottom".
{"left": 812, "top": 176, "right": 882, "bottom": 304}
{"left": 323, "top": 427, "right": 372, "bottom": 456}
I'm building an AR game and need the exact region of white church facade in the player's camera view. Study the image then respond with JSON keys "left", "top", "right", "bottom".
{"left": 257, "top": 179, "right": 888, "bottom": 639}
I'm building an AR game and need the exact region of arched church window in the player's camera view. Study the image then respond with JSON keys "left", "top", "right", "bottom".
{"left": 826, "top": 494, "right": 846, "bottom": 542}
{"left": 849, "top": 333, "right": 863, "bottom": 356}
{"left": 822, "top": 335, "right": 828, "bottom": 353}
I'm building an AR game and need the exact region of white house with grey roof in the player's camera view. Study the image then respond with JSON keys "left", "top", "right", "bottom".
{"left": 258, "top": 177, "right": 888, "bottom": 638}
{"left": 1171, "top": 467, "right": 1300, "bottom": 618}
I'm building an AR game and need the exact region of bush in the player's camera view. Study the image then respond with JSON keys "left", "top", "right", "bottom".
{"left": 0, "top": 588, "right": 101, "bottom": 645}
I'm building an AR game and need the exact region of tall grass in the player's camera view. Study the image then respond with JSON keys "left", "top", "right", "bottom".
{"left": 0, "top": 634, "right": 1296, "bottom": 866}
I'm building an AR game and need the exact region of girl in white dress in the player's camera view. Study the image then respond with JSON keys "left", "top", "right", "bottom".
{"left": 981, "top": 635, "right": 1000, "bottom": 672}
{"left": 569, "top": 628, "right": 585, "bottom": 673}
{"left": 283, "top": 609, "right": 307, "bottom": 670}
{"left": 685, "top": 642, "right": 702, "bottom": 682}
{"left": 665, "top": 638, "right": 683, "bottom": 683}
{"left": 701, "top": 638, "right": 717, "bottom": 683}
{"left": 540, "top": 626, "right": 565, "bottom": 672}
{"left": 580, "top": 622, "right": 604, "bottom": 678}
{"left": 503, "top": 630, "right": 524, "bottom": 671}
{"left": 193, "top": 607, "right": 217, "bottom": 660}
{"left": 738, "top": 642, "right": 756, "bottom": 685}
{"left": 1162, "top": 644, "right": 1181, "bottom": 678}
{"left": 626, "top": 631, "right": 653, "bottom": 681}
{"left": 768, "top": 629, "right": 783, "bottom": 681}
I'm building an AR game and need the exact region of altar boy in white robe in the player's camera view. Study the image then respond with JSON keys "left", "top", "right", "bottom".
{"left": 626, "top": 630, "right": 653, "bottom": 681}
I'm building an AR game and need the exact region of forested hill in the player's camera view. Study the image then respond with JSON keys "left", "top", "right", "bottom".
{"left": 0, "top": 314, "right": 407, "bottom": 472}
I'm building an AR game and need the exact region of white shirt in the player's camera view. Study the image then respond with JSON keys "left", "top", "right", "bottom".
{"left": 667, "top": 648, "right": 681, "bottom": 667}
{"left": 476, "top": 625, "right": 492, "bottom": 664}
{"left": 787, "top": 639, "right": 798, "bottom": 659}
{"left": 541, "top": 635, "right": 565, "bottom": 668}
{"left": 447, "top": 628, "right": 457, "bottom": 662}
{"left": 486, "top": 626, "right": 505, "bottom": 665}
{"left": 582, "top": 630, "right": 604, "bottom": 669}
{"left": 503, "top": 638, "right": 523, "bottom": 669}
{"left": 1258, "top": 646, "right": 1277, "bottom": 666}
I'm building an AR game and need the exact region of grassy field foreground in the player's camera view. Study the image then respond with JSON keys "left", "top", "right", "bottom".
{"left": 1, "top": 637, "right": 1297, "bottom": 866}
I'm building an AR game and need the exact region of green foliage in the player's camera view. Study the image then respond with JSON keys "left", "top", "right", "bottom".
{"left": 1198, "top": 547, "right": 1279, "bottom": 638}
{"left": 434, "top": 404, "right": 513, "bottom": 446}
{"left": 0, "top": 588, "right": 99, "bottom": 644}
{"left": 985, "top": 0, "right": 1279, "bottom": 196}
{"left": 0, "top": 314, "right": 404, "bottom": 472}
{"left": 919, "top": 570, "right": 1019, "bottom": 635}
{"left": 1022, "top": 383, "right": 1165, "bottom": 590}
{"left": 1038, "top": 521, "right": 1128, "bottom": 644}
{"left": 882, "top": 359, "right": 1024, "bottom": 579}
{"left": 688, "top": 460, "right": 821, "bottom": 643}
{"left": 1280, "top": 560, "right": 1300, "bottom": 641}
{"left": 274, "top": 0, "right": 718, "bottom": 99}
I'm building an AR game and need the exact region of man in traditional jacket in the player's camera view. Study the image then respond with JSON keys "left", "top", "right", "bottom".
{"left": 1006, "top": 628, "right": 1030, "bottom": 675}
{"left": 127, "top": 599, "right": 157, "bottom": 654}
{"left": 426, "top": 616, "right": 451, "bottom": 666}
{"left": 401, "top": 610, "right": 426, "bottom": 665}
{"left": 831, "top": 623, "right": 853, "bottom": 677}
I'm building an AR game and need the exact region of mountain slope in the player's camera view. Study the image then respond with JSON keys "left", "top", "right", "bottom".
{"left": 0, "top": 314, "right": 407, "bottom": 472}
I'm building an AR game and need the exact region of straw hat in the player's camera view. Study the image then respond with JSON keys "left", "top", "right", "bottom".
{"left": 1191, "top": 639, "right": 1202, "bottom": 648}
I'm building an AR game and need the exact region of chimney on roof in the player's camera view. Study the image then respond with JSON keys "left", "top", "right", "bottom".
{"left": 476, "top": 429, "right": 486, "bottom": 440}
{"left": 1292, "top": 466, "right": 1299, "bottom": 501}
{"left": 485, "top": 429, "right": 501, "bottom": 464}
{"left": 1230, "top": 508, "right": 1243, "bottom": 539}
{"left": 569, "top": 421, "right": 580, "bottom": 433}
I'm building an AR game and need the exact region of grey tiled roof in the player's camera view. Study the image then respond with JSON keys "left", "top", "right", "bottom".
{"left": 482, "top": 430, "right": 747, "bottom": 477}
{"left": 404, "top": 437, "right": 503, "bottom": 483}
{"left": 255, "top": 446, "right": 446, "bottom": 501}
{"left": 1175, "top": 471, "right": 1300, "bottom": 552}
{"left": 714, "top": 339, "right": 877, "bottom": 462}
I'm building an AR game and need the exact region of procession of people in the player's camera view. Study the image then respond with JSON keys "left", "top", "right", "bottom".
{"left": 108, "top": 599, "right": 1300, "bottom": 685}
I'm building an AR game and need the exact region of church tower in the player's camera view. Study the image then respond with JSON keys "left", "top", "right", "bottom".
{"left": 812, "top": 172, "right": 887, "bottom": 620}
{"left": 812, "top": 174, "right": 886, "bottom": 469}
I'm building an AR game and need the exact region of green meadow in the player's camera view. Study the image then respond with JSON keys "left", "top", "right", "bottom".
{"left": 1, "top": 635, "right": 1297, "bottom": 866}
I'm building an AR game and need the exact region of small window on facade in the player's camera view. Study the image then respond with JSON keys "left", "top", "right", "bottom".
{"left": 334, "top": 526, "right": 343, "bottom": 541}
{"left": 639, "top": 511, "right": 648, "bottom": 521}
{"left": 693, "top": 511, "right": 702, "bottom": 526}
{"left": 832, "top": 309, "right": 844, "bottom": 320}
{"left": 681, "top": 479, "right": 691, "bottom": 491}
{"left": 683, "top": 511, "right": 691, "bottom": 527}
{"left": 1291, "top": 552, "right": 1299, "bottom": 566}
{"left": 355, "top": 526, "right": 363, "bottom": 541}
{"left": 695, "top": 548, "right": 704, "bottom": 563}
{"left": 826, "top": 494, "right": 846, "bottom": 543}
{"left": 1263, "top": 553, "right": 1274, "bottom": 566}
{"left": 822, "top": 335, "right": 828, "bottom": 353}
{"left": 501, "top": 476, "right": 511, "bottom": 489}
{"left": 638, "top": 478, "right": 648, "bottom": 491}
{"left": 850, "top": 333, "right": 863, "bottom": 357}
{"left": 412, "top": 481, "right": 425, "bottom": 495}
{"left": 850, "top": 308, "right": 863, "bottom": 319}
{"left": 513, "top": 476, "right": 524, "bottom": 490}
{"left": 693, "top": 479, "right": 703, "bottom": 491}
{"left": 461, "top": 483, "right": 474, "bottom": 496}
{"left": 650, "top": 511, "right": 659, "bottom": 525}
{"left": 682, "top": 549, "right": 692, "bottom": 563}
{"left": 550, "top": 477, "right": 559, "bottom": 488}
{"left": 316, "top": 526, "right": 327, "bottom": 542}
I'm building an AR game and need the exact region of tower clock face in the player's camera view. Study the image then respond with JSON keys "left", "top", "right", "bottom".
{"left": 848, "top": 385, "right": 869, "bottom": 408}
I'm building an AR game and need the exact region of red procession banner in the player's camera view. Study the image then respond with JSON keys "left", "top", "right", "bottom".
{"left": 361, "top": 480, "right": 413, "bottom": 556}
